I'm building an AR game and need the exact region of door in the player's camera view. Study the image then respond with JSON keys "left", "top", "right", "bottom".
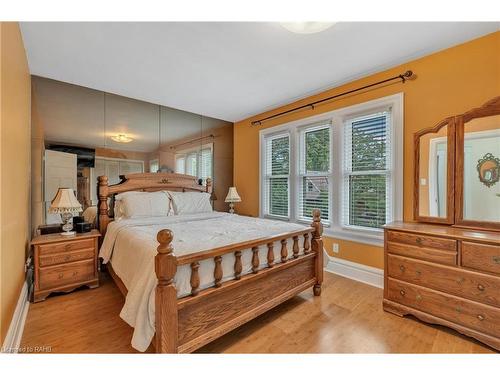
{"left": 44, "top": 150, "right": 77, "bottom": 224}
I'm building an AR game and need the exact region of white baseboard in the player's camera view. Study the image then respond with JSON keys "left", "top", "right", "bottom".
{"left": 1, "top": 282, "right": 30, "bottom": 353}
{"left": 324, "top": 255, "right": 384, "bottom": 289}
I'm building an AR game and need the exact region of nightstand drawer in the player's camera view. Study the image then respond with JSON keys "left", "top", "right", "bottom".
{"left": 39, "top": 248, "right": 95, "bottom": 267}
{"left": 39, "top": 260, "right": 95, "bottom": 290}
{"left": 38, "top": 238, "right": 95, "bottom": 255}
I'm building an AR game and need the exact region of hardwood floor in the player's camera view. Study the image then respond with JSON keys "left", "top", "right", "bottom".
{"left": 20, "top": 272, "right": 495, "bottom": 353}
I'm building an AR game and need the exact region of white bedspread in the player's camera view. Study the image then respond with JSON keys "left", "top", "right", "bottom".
{"left": 99, "top": 212, "right": 306, "bottom": 352}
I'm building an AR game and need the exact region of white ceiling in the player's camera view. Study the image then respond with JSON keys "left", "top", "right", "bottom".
{"left": 20, "top": 22, "right": 499, "bottom": 122}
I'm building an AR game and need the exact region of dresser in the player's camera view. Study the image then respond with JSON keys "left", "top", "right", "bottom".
{"left": 383, "top": 222, "right": 500, "bottom": 350}
{"left": 31, "top": 230, "right": 101, "bottom": 302}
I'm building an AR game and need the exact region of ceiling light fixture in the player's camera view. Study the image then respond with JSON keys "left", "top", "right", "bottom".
{"left": 280, "top": 22, "right": 335, "bottom": 34}
{"left": 111, "top": 134, "right": 133, "bottom": 143}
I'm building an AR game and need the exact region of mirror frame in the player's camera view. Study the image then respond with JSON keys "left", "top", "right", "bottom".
{"left": 414, "top": 117, "right": 456, "bottom": 224}
{"left": 455, "top": 96, "right": 500, "bottom": 231}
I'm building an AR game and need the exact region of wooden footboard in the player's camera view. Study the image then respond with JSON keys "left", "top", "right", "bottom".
{"left": 154, "top": 209, "right": 324, "bottom": 353}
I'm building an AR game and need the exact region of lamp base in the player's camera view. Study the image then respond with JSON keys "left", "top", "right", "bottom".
{"left": 228, "top": 202, "right": 235, "bottom": 214}
{"left": 60, "top": 231, "right": 76, "bottom": 236}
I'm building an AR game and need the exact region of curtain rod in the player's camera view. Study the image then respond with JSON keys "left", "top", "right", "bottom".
{"left": 169, "top": 134, "right": 214, "bottom": 149}
{"left": 251, "top": 70, "right": 414, "bottom": 126}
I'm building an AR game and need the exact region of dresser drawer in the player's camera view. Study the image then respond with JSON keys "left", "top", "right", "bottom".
{"left": 387, "top": 241, "right": 457, "bottom": 266}
{"left": 462, "top": 242, "right": 500, "bottom": 275}
{"left": 39, "top": 248, "right": 95, "bottom": 267}
{"left": 38, "top": 260, "right": 95, "bottom": 290}
{"left": 38, "top": 238, "right": 95, "bottom": 255}
{"left": 387, "top": 254, "right": 500, "bottom": 307}
{"left": 387, "top": 278, "right": 500, "bottom": 337}
{"left": 387, "top": 230, "right": 457, "bottom": 251}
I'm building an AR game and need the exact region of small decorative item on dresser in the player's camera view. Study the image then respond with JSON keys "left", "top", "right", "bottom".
{"left": 48, "top": 188, "right": 83, "bottom": 236}
{"left": 31, "top": 230, "right": 101, "bottom": 302}
{"left": 225, "top": 186, "right": 241, "bottom": 214}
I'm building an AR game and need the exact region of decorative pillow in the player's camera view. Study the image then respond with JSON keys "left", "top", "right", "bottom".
{"left": 116, "top": 191, "right": 171, "bottom": 219}
{"left": 167, "top": 191, "right": 212, "bottom": 215}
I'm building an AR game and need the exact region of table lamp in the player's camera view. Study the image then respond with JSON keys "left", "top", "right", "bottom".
{"left": 225, "top": 187, "right": 241, "bottom": 214}
{"left": 48, "top": 188, "right": 83, "bottom": 236}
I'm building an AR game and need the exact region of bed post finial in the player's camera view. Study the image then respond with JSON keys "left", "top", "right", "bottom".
{"left": 311, "top": 209, "right": 323, "bottom": 296}
{"left": 205, "top": 177, "right": 212, "bottom": 193}
{"left": 155, "top": 229, "right": 178, "bottom": 353}
{"left": 98, "top": 175, "right": 110, "bottom": 235}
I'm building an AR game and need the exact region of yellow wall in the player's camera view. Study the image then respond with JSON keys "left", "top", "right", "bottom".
{"left": 0, "top": 22, "right": 31, "bottom": 344}
{"left": 234, "top": 31, "right": 500, "bottom": 270}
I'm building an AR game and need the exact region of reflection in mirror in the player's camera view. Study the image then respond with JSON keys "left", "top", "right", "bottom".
{"left": 30, "top": 76, "right": 233, "bottom": 231}
{"left": 463, "top": 114, "right": 500, "bottom": 222}
{"left": 418, "top": 124, "right": 448, "bottom": 218}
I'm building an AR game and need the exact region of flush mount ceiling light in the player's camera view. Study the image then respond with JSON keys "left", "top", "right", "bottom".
{"left": 111, "top": 134, "right": 133, "bottom": 143}
{"left": 280, "top": 22, "right": 335, "bottom": 34}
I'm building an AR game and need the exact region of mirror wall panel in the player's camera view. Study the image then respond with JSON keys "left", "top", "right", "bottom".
{"left": 30, "top": 76, "right": 233, "bottom": 231}
{"left": 202, "top": 116, "right": 233, "bottom": 212}
{"left": 461, "top": 114, "right": 500, "bottom": 223}
{"left": 158, "top": 106, "right": 202, "bottom": 175}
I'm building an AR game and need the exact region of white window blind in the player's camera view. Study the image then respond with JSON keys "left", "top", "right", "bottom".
{"left": 298, "top": 124, "right": 331, "bottom": 222}
{"left": 175, "top": 156, "right": 185, "bottom": 174}
{"left": 185, "top": 152, "right": 198, "bottom": 176}
{"left": 263, "top": 133, "right": 290, "bottom": 218}
{"left": 200, "top": 147, "right": 213, "bottom": 182}
{"left": 343, "top": 110, "right": 392, "bottom": 229}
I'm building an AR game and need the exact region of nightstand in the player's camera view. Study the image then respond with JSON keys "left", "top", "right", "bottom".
{"left": 31, "top": 230, "right": 101, "bottom": 302}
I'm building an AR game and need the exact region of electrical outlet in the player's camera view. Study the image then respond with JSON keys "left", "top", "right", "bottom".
{"left": 333, "top": 243, "right": 339, "bottom": 253}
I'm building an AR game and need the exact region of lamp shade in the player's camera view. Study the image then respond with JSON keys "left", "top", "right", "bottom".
{"left": 48, "top": 188, "right": 82, "bottom": 214}
{"left": 225, "top": 187, "right": 241, "bottom": 203}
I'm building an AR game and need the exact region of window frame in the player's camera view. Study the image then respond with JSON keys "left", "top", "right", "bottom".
{"left": 261, "top": 132, "right": 292, "bottom": 220}
{"left": 259, "top": 93, "right": 403, "bottom": 246}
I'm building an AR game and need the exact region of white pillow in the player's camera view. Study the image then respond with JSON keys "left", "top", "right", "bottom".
{"left": 117, "top": 191, "right": 171, "bottom": 219}
{"left": 168, "top": 191, "right": 212, "bottom": 215}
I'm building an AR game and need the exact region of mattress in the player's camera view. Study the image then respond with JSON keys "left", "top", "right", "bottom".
{"left": 99, "top": 212, "right": 307, "bottom": 352}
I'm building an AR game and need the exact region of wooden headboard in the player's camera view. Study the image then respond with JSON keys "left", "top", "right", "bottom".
{"left": 97, "top": 172, "right": 211, "bottom": 235}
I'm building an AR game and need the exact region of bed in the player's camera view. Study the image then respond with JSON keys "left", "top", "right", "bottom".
{"left": 97, "top": 172, "right": 324, "bottom": 353}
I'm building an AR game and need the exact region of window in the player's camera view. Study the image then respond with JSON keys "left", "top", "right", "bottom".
{"left": 149, "top": 159, "right": 159, "bottom": 173}
{"left": 260, "top": 94, "right": 403, "bottom": 245}
{"left": 298, "top": 124, "right": 331, "bottom": 222}
{"left": 343, "top": 112, "right": 391, "bottom": 229}
{"left": 263, "top": 134, "right": 290, "bottom": 218}
{"left": 174, "top": 144, "right": 213, "bottom": 182}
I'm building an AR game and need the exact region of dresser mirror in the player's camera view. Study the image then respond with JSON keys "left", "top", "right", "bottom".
{"left": 455, "top": 98, "right": 500, "bottom": 230}
{"left": 414, "top": 96, "right": 500, "bottom": 231}
{"left": 414, "top": 117, "right": 455, "bottom": 224}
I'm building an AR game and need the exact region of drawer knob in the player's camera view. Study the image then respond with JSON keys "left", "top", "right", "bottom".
{"left": 416, "top": 294, "right": 422, "bottom": 301}
{"left": 72, "top": 271, "right": 78, "bottom": 277}
{"left": 493, "top": 256, "right": 500, "bottom": 264}
{"left": 477, "top": 284, "right": 485, "bottom": 291}
{"left": 399, "top": 265, "right": 405, "bottom": 272}
{"left": 58, "top": 273, "right": 64, "bottom": 279}
{"left": 415, "top": 270, "right": 422, "bottom": 277}
{"left": 400, "top": 290, "right": 405, "bottom": 296}
{"left": 65, "top": 255, "right": 71, "bottom": 262}
{"left": 477, "top": 314, "right": 485, "bottom": 321}
{"left": 65, "top": 244, "right": 71, "bottom": 250}
{"left": 415, "top": 237, "right": 423, "bottom": 245}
